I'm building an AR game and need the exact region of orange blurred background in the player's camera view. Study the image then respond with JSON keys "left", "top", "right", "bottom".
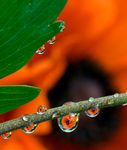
{"left": 1, "top": 0, "right": 127, "bottom": 149}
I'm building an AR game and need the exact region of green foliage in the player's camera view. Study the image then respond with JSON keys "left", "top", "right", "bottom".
{"left": 0, "top": 0, "right": 67, "bottom": 114}
{"left": 0, "top": 0, "right": 67, "bottom": 78}
{"left": 0, "top": 85, "right": 40, "bottom": 114}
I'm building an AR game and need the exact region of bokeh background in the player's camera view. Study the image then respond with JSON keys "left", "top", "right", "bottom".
{"left": 1, "top": 0, "right": 127, "bottom": 149}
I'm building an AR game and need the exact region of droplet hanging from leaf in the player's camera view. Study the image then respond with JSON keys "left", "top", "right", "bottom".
{"left": 47, "top": 36, "right": 56, "bottom": 44}
{"left": 59, "top": 21, "right": 65, "bottom": 32}
{"left": 36, "top": 45, "right": 45, "bottom": 54}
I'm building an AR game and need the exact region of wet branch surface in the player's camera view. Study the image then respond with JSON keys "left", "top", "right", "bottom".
{"left": 0, "top": 93, "right": 127, "bottom": 135}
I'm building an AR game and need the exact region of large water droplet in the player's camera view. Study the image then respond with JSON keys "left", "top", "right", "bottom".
{"left": 57, "top": 113, "right": 79, "bottom": 133}
{"left": 1, "top": 132, "right": 12, "bottom": 140}
{"left": 36, "top": 45, "right": 45, "bottom": 54}
{"left": 85, "top": 105, "right": 100, "bottom": 118}
{"left": 47, "top": 36, "right": 56, "bottom": 45}
{"left": 37, "top": 105, "right": 47, "bottom": 115}
{"left": 22, "top": 124, "right": 38, "bottom": 134}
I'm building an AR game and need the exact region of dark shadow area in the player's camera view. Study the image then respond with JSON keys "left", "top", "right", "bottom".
{"left": 42, "top": 60, "right": 121, "bottom": 148}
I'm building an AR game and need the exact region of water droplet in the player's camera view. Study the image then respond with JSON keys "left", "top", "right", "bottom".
{"left": 57, "top": 113, "right": 79, "bottom": 133}
{"left": 123, "top": 103, "right": 127, "bottom": 106}
{"left": 52, "top": 111, "right": 60, "bottom": 119}
{"left": 37, "top": 105, "right": 47, "bottom": 115}
{"left": 1, "top": 132, "right": 12, "bottom": 140}
{"left": 47, "top": 36, "right": 56, "bottom": 45}
{"left": 85, "top": 105, "right": 100, "bottom": 118}
{"left": 64, "top": 101, "right": 74, "bottom": 106}
{"left": 114, "top": 93, "right": 119, "bottom": 98}
{"left": 59, "top": 22, "right": 65, "bottom": 32}
{"left": 88, "top": 97, "right": 95, "bottom": 102}
{"left": 22, "top": 124, "right": 38, "bottom": 134}
{"left": 22, "top": 114, "right": 29, "bottom": 122}
{"left": 36, "top": 45, "right": 45, "bottom": 54}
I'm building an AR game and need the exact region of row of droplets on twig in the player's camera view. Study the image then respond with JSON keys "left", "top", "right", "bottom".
{"left": 0, "top": 97, "right": 106, "bottom": 140}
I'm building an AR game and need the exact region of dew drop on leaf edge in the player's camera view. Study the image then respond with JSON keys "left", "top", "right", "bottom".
{"left": 47, "top": 36, "right": 56, "bottom": 45}
{"left": 36, "top": 45, "right": 45, "bottom": 55}
{"left": 60, "top": 22, "right": 65, "bottom": 32}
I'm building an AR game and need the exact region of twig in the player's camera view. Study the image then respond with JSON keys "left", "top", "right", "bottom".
{"left": 0, "top": 93, "right": 127, "bottom": 135}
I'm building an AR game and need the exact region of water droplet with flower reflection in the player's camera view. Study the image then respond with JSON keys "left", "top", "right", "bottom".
{"left": 22, "top": 124, "right": 38, "bottom": 134}
{"left": 47, "top": 36, "right": 56, "bottom": 44}
{"left": 37, "top": 105, "right": 47, "bottom": 115}
{"left": 57, "top": 113, "right": 79, "bottom": 133}
{"left": 36, "top": 45, "right": 45, "bottom": 54}
{"left": 85, "top": 105, "right": 100, "bottom": 118}
{"left": 1, "top": 132, "right": 12, "bottom": 140}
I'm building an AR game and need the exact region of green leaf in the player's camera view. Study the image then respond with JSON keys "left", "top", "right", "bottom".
{"left": 0, "top": 0, "right": 67, "bottom": 78}
{"left": 0, "top": 85, "right": 40, "bottom": 114}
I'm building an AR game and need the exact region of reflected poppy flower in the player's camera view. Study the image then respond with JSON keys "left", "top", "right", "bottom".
{"left": 61, "top": 114, "right": 77, "bottom": 130}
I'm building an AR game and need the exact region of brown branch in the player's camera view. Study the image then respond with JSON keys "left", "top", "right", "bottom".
{"left": 0, "top": 93, "right": 127, "bottom": 135}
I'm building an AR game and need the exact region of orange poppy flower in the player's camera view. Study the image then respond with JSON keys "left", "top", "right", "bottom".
{"left": 1, "top": 0, "right": 127, "bottom": 149}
